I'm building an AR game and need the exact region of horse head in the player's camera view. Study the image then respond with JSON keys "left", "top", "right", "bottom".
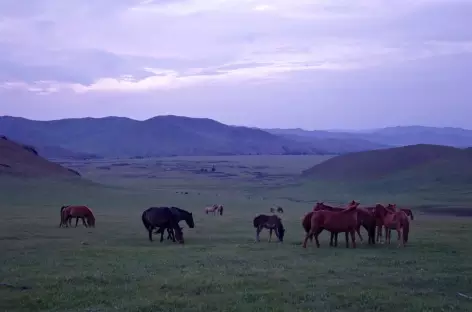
{"left": 386, "top": 203, "right": 396, "bottom": 212}
{"left": 174, "top": 226, "right": 185, "bottom": 244}
{"left": 186, "top": 212, "right": 195, "bottom": 228}
{"left": 313, "top": 202, "right": 324, "bottom": 211}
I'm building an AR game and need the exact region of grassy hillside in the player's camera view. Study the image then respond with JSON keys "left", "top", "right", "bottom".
{"left": 0, "top": 115, "right": 323, "bottom": 158}
{"left": 1, "top": 155, "right": 472, "bottom": 311}
{"left": 302, "top": 144, "right": 472, "bottom": 195}
{"left": 0, "top": 135, "right": 82, "bottom": 178}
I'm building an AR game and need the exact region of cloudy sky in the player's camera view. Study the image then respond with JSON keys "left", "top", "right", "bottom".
{"left": 1, "top": 0, "right": 472, "bottom": 130}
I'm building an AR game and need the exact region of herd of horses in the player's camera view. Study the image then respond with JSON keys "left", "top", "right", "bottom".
{"left": 58, "top": 200, "right": 413, "bottom": 248}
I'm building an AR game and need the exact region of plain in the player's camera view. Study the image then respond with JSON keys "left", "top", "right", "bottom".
{"left": 1, "top": 155, "right": 472, "bottom": 312}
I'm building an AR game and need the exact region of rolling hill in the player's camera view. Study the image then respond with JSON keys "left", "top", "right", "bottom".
{"left": 302, "top": 144, "right": 472, "bottom": 185}
{"left": 0, "top": 115, "right": 324, "bottom": 158}
{"left": 0, "top": 135, "right": 81, "bottom": 178}
{"left": 266, "top": 126, "right": 472, "bottom": 149}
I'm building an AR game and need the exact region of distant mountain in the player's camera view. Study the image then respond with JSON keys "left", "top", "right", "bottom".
{"left": 266, "top": 125, "right": 472, "bottom": 149}
{"left": 0, "top": 115, "right": 323, "bottom": 158}
{"left": 0, "top": 135, "right": 81, "bottom": 178}
{"left": 265, "top": 128, "right": 389, "bottom": 154}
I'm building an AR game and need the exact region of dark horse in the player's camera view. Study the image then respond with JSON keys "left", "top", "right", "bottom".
{"left": 154, "top": 206, "right": 195, "bottom": 241}
{"left": 141, "top": 207, "right": 185, "bottom": 244}
{"left": 253, "top": 214, "right": 286, "bottom": 242}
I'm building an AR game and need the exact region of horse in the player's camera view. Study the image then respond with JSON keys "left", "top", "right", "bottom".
{"left": 59, "top": 205, "right": 86, "bottom": 227}
{"left": 303, "top": 201, "right": 359, "bottom": 248}
{"left": 364, "top": 204, "right": 390, "bottom": 243}
{"left": 253, "top": 214, "right": 286, "bottom": 242}
{"left": 313, "top": 201, "right": 365, "bottom": 245}
{"left": 60, "top": 205, "right": 95, "bottom": 228}
{"left": 205, "top": 204, "right": 219, "bottom": 215}
{"left": 217, "top": 205, "right": 224, "bottom": 216}
{"left": 400, "top": 208, "right": 414, "bottom": 220}
{"left": 152, "top": 206, "right": 194, "bottom": 241}
{"left": 276, "top": 206, "right": 284, "bottom": 213}
{"left": 373, "top": 204, "right": 410, "bottom": 247}
{"left": 141, "top": 207, "right": 184, "bottom": 244}
{"left": 270, "top": 207, "right": 276, "bottom": 213}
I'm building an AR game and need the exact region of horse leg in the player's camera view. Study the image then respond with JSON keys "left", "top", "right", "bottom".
{"left": 314, "top": 228, "right": 323, "bottom": 248}
{"left": 75, "top": 217, "right": 79, "bottom": 227}
{"left": 268, "top": 229, "right": 272, "bottom": 242}
{"left": 148, "top": 229, "right": 153, "bottom": 242}
{"left": 356, "top": 225, "right": 363, "bottom": 242}
{"left": 335, "top": 233, "right": 339, "bottom": 247}
{"left": 397, "top": 226, "right": 403, "bottom": 248}
{"left": 329, "top": 232, "right": 334, "bottom": 247}
{"left": 350, "top": 230, "right": 356, "bottom": 249}
{"left": 256, "top": 227, "right": 262, "bottom": 242}
{"left": 345, "top": 232, "right": 349, "bottom": 248}
{"left": 160, "top": 229, "right": 165, "bottom": 243}
{"left": 82, "top": 217, "right": 88, "bottom": 228}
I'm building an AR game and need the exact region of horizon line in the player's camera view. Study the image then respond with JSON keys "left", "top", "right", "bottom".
{"left": 1, "top": 114, "right": 471, "bottom": 132}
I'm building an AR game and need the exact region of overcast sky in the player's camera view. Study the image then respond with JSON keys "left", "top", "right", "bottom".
{"left": 1, "top": 0, "right": 472, "bottom": 130}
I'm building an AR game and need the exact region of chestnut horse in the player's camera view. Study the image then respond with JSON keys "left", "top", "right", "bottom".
{"left": 303, "top": 201, "right": 359, "bottom": 248}
{"left": 253, "top": 214, "right": 286, "bottom": 242}
{"left": 60, "top": 205, "right": 95, "bottom": 228}
{"left": 312, "top": 201, "right": 365, "bottom": 245}
{"left": 373, "top": 204, "right": 410, "bottom": 247}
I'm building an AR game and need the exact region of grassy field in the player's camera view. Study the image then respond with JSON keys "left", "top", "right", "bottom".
{"left": 1, "top": 155, "right": 472, "bottom": 311}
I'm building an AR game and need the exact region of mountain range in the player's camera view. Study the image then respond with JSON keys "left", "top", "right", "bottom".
{"left": 1, "top": 115, "right": 472, "bottom": 159}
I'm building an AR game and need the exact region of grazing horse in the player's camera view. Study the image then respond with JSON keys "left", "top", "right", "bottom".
{"left": 141, "top": 207, "right": 184, "bottom": 244}
{"left": 205, "top": 205, "right": 219, "bottom": 215}
{"left": 373, "top": 204, "right": 410, "bottom": 247}
{"left": 253, "top": 214, "right": 286, "bottom": 242}
{"left": 153, "top": 206, "right": 194, "bottom": 241}
{"left": 59, "top": 205, "right": 86, "bottom": 227}
{"left": 303, "top": 201, "right": 359, "bottom": 248}
{"left": 276, "top": 206, "right": 284, "bottom": 213}
{"left": 313, "top": 201, "right": 364, "bottom": 245}
{"left": 60, "top": 205, "right": 95, "bottom": 228}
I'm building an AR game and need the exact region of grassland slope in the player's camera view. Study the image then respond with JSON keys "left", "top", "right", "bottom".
{"left": 0, "top": 135, "right": 81, "bottom": 177}
{"left": 302, "top": 144, "right": 471, "bottom": 181}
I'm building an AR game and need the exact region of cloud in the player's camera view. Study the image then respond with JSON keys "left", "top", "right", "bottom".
{"left": 1, "top": 0, "right": 472, "bottom": 129}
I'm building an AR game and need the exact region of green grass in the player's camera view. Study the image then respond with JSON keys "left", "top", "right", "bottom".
{"left": 1, "top": 155, "right": 472, "bottom": 311}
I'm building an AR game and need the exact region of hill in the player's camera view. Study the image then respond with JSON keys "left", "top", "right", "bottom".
{"left": 0, "top": 136, "right": 81, "bottom": 178}
{"left": 266, "top": 126, "right": 472, "bottom": 149}
{"left": 302, "top": 144, "right": 472, "bottom": 183}
{"left": 0, "top": 116, "right": 323, "bottom": 158}
{"left": 265, "top": 128, "right": 389, "bottom": 153}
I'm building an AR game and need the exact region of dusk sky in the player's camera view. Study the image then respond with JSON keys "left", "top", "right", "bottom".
{"left": 1, "top": 0, "right": 472, "bottom": 130}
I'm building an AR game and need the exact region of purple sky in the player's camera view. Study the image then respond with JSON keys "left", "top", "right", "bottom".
{"left": 1, "top": 0, "right": 472, "bottom": 130}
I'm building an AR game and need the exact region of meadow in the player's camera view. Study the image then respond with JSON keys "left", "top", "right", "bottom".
{"left": 1, "top": 155, "right": 472, "bottom": 311}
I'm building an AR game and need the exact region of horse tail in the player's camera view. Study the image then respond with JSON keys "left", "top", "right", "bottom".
{"left": 253, "top": 215, "right": 261, "bottom": 228}
{"left": 403, "top": 217, "right": 410, "bottom": 243}
{"left": 141, "top": 210, "right": 152, "bottom": 231}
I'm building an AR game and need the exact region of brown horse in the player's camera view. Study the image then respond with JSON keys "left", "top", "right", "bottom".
{"left": 303, "top": 201, "right": 359, "bottom": 248}
{"left": 60, "top": 205, "right": 95, "bottom": 228}
{"left": 217, "top": 205, "right": 224, "bottom": 216}
{"left": 253, "top": 214, "right": 286, "bottom": 242}
{"left": 313, "top": 201, "right": 364, "bottom": 245}
{"left": 59, "top": 205, "right": 86, "bottom": 227}
{"left": 373, "top": 204, "right": 410, "bottom": 247}
{"left": 400, "top": 208, "right": 414, "bottom": 220}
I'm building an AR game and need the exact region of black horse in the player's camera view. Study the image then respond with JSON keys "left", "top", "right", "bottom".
{"left": 154, "top": 207, "right": 195, "bottom": 241}
{"left": 141, "top": 207, "right": 185, "bottom": 243}
{"left": 253, "top": 214, "right": 285, "bottom": 242}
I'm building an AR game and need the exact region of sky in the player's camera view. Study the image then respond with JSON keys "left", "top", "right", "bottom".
{"left": 1, "top": 0, "right": 472, "bottom": 130}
